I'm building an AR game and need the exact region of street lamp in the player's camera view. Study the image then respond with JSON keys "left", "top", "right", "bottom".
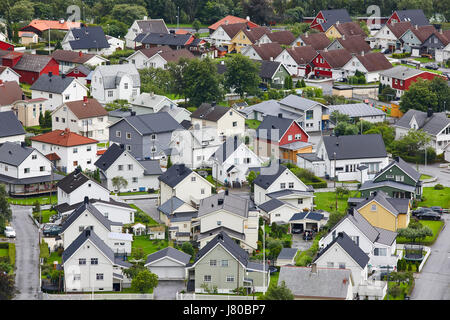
{"left": 246, "top": 271, "right": 255, "bottom": 300}
{"left": 334, "top": 152, "right": 337, "bottom": 211}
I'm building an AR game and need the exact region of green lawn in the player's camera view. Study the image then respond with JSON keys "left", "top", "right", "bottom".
{"left": 47, "top": 251, "right": 62, "bottom": 264}
{"left": 269, "top": 271, "right": 279, "bottom": 290}
{"left": 97, "top": 142, "right": 109, "bottom": 148}
{"left": 187, "top": 107, "right": 197, "bottom": 112}
{"left": 419, "top": 174, "right": 433, "bottom": 180}
{"left": 132, "top": 236, "right": 169, "bottom": 257}
{"left": 245, "top": 119, "right": 261, "bottom": 129}
{"left": 34, "top": 209, "right": 56, "bottom": 223}
{"left": 384, "top": 281, "right": 412, "bottom": 300}
{"left": 0, "top": 248, "right": 8, "bottom": 257}
{"left": 313, "top": 191, "right": 360, "bottom": 214}
{"left": 128, "top": 204, "right": 159, "bottom": 226}
{"left": 413, "top": 57, "right": 435, "bottom": 63}
{"left": 8, "top": 195, "right": 56, "bottom": 206}
{"left": 206, "top": 175, "right": 223, "bottom": 188}
{"left": 397, "top": 220, "right": 444, "bottom": 245}
{"left": 420, "top": 187, "right": 450, "bottom": 208}
{"left": 113, "top": 191, "right": 149, "bottom": 196}
{"left": 392, "top": 63, "right": 443, "bottom": 74}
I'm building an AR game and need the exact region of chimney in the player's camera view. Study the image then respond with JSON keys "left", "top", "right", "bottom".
{"left": 48, "top": 72, "right": 52, "bottom": 77}
{"left": 130, "top": 111, "right": 136, "bottom": 116}
{"left": 143, "top": 16, "right": 148, "bottom": 20}
{"left": 278, "top": 113, "right": 283, "bottom": 118}
{"left": 83, "top": 96, "right": 88, "bottom": 103}
{"left": 305, "top": 32, "right": 308, "bottom": 38}
{"left": 211, "top": 101, "right": 216, "bottom": 107}
{"left": 20, "top": 141, "right": 26, "bottom": 148}
{"left": 361, "top": 51, "right": 364, "bottom": 56}
{"left": 84, "top": 196, "right": 89, "bottom": 204}
{"left": 324, "top": 47, "right": 328, "bottom": 52}
{"left": 427, "top": 108, "right": 433, "bottom": 118}
{"left": 246, "top": 16, "right": 250, "bottom": 21}
{"left": 342, "top": 34, "right": 346, "bottom": 41}
{"left": 270, "top": 56, "right": 273, "bottom": 61}
{"left": 74, "top": 167, "right": 81, "bottom": 175}
{"left": 415, "top": 25, "right": 418, "bottom": 30}
{"left": 311, "top": 263, "right": 317, "bottom": 274}
{"left": 85, "top": 229, "right": 91, "bottom": 237}
{"left": 218, "top": 198, "right": 224, "bottom": 205}
{"left": 336, "top": 21, "right": 340, "bottom": 26}
{"left": 78, "top": 51, "right": 82, "bottom": 57}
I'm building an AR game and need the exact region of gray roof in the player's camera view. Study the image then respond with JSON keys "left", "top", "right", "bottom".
{"left": 319, "top": 9, "right": 352, "bottom": 31}
{"left": 30, "top": 74, "right": 76, "bottom": 94}
{"left": 374, "top": 156, "right": 421, "bottom": 182}
{"left": 0, "top": 172, "right": 63, "bottom": 185}
{"left": 379, "top": 65, "right": 424, "bottom": 80}
{"left": 290, "top": 211, "right": 324, "bottom": 222}
{"left": 279, "top": 94, "right": 324, "bottom": 112}
{"left": 297, "top": 153, "right": 324, "bottom": 162}
{"left": 374, "top": 227, "right": 398, "bottom": 246}
{"left": 278, "top": 266, "right": 352, "bottom": 299}
{"left": 281, "top": 141, "right": 312, "bottom": 150}
{"left": 170, "top": 211, "right": 197, "bottom": 222}
{"left": 322, "top": 134, "right": 387, "bottom": 160}
{"left": 211, "top": 136, "right": 240, "bottom": 164}
{"left": 120, "top": 112, "right": 181, "bottom": 135}
{"left": 0, "top": 112, "right": 25, "bottom": 138}
{"left": 395, "top": 109, "right": 449, "bottom": 136}
{"left": 0, "top": 141, "right": 33, "bottom": 166}
{"left": 65, "top": 64, "right": 91, "bottom": 76}
{"left": 240, "top": 100, "right": 299, "bottom": 120}
{"left": 136, "top": 19, "right": 169, "bottom": 34}
{"left": 13, "top": 54, "right": 54, "bottom": 73}
{"left": 266, "top": 189, "right": 314, "bottom": 198}
{"left": 54, "top": 198, "right": 132, "bottom": 214}
{"left": 69, "top": 26, "right": 109, "bottom": 50}
{"left": 56, "top": 169, "right": 103, "bottom": 194}
{"left": 145, "top": 247, "right": 191, "bottom": 266}
{"left": 359, "top": 180, "right": 417, "bottom": 193}
{"left": 94, "top": 64, "right": 140, "bottom": 89}
{"left": 94, "top": 143, "right": 125, "bottom": 171}
{"left": 139, "top": 159, "right": 163, "bottom": 175}
{"left": 157, "top": 196, "right": 186, "bottom": 215}
{"left": 394, "top": 9, "right": 429, "bottom": 26}
{"left": 158, "top": 164, "right": 192, "bottom": 188}
{"left": 328, "top": 103, "right": 386, "bottom": 119}
{"left": 331, "top": 210, "right": 380, "bottom": 243}
{"left": 256, "top": 115, "right": 296, "bottom": 140}
{"left": 355, "top": 191, "right": 410, "bottom": 216}
{"left": 315, "top": 231, "right": 370, "bottom": 268}
{"left": 190, "top": 103, "right": 230, "bottom": 122}
{"left": 258, "top": 198, "right": 286, "bottom": 212}
{"left": 253, "top": 165, "right": 288, "bottom": 189}
{"left": 198, "top": 193, "right": 249, "bottom": 218}
{"left": 198, "top": 226, "right": 245, "bottom": 241}
{"left": 137, "top": 33, "right": 192, "bottom": 46}
{"left": 246, "top": 261, "right": 269, "bottom": 272}
{"left": 277, "top": 248, "right": 298, "bottom": 260}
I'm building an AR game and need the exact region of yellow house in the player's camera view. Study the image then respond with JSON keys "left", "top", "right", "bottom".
{"left": 325, "top": 25, "right": 341, "bottom": 39}
{"left": 325, "top": 21, "right": 366, "bottom": 40}
{"left": 356, "top": 192, "right": 411, "bottom": 232}
{"left": 229, "top": 27, "right": 269, "bottom": 53}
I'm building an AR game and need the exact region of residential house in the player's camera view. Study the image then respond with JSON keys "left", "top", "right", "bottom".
{"left": 51, "top": 50, "right": 108, "bottom": 74}
{"left": 360, "top": 156, "right": 423, "bottom": 200}
{"left": 0, "top": 141, "right": 63, "bottom": 196}
{"left": 148, "top": 226, "right": 166, "bottom": 240}
{"left": 309, "top": 9, "right": 352, "bottom": 32}
{"left": 51, "top": 97, "right": 109, "bottom": 142}
{"left": 20, "top": 19, "right": 81, "bottom": 36}
{"left": 190, "top": 102, "right": 246, "bottom": 139}
{"left": 211, "top": 136, "right": 263, "bottom": 187}
{"left": 134, "top": 33, "right": 194, "bottom": 51}
{"left": 258, "top": 197, "right": 300, "bottom": 225}
{"left": 104, "top": 35, "right": 124, "bottom": 56}
{"left": 255, "top": 114, "right": 312, "bottom": 162}
{"left": 319, "top": 209, "right": 399, "bottom": 273}
{"left": 325, "top": 21, "right": 367, "bottom": 39}
{"left": 288, "top": 211, "right": 328, "bottom": 234}
{"left": 298, "top": 134, "right": 389, "bottom": 182}
{"left": 278, "top": 266, "right": 354, "bottom": 300}
{"left": 379, "top": 65, "right": 445, "bottom": 98}
{"left": 311, "top": 49, "right": 353, "bottom": 79}
{"left": 291, "top": 32, "right": 331, "bottom": 50}
{"left": 354, "top": 191, "right": 411, "bottom": 231}
{"left": 341, "top": 51, "right": 393, "bottom": 82}
{"left": 30, "top": 128, "right": 98, "bottom": 173}
{"left": 94, "top": 143, "right": 162, "bottom": 192}
{"left": 61, "top": 26, "right": 110, "bottom": 54}
{"left": 0, "top": 51, "right": 59, "bottom": 84}
{"left": 275, "top": 45, "right": 317, "bottom": 77}
{"left": 209, "top": 23, "right": 248, "bottom": 51}
{"left": 62, "top": 229, "right": 132, "bottom": 292}
{"left": 11, "top": 98, "right": 47, "bottom": 127}
{"left": 135, "top": 48, "right": 194, "bottom": 69}
{"left": 0, "top": 66, "right": 20, "bottom": 84}
{"left": 125, "top": 46, "right": 173, "bottom": 69}
{"left": 326, "top": 35, "right": 371, "bottom": 54}
{"left": 228, "top": 26, "right": 270, "bottom": 53}
{"left": 90, "top": 64, "right": 140, "bottom": 104}
{"left": 239, "top": 99, "right": 300, "bottom": 123}
{"left": 393, "top": 109, "right": 450, "bottom": 155}
{"left": 241, "top": 42, "right": 284, "bottom": 62}
{"left": 108, "top": 112, "right": 182, "bottom": 160}
{"left": 387, "top": 9, "right": 430, "bottom": 26}
{"left": 421, "top": 30, "right": 450, "bottom": 58}
{"left": 0, "top": 40, "right": 14, "bottom": 51}
{"left": 0, "top": 111, "right": 26, "bottom": 143}
{"left": 370, "top": 21, "right": 412, "bottom": 51}
{"left": 208, "top": 16, "right": 259, "bottom": 34}
{"left": 257, "top": 30, "right": 296, "bottom": 46}
{"left": 399, "top": 25, "right": 436, "bottom": 55}
{"left": 0, "top": 80, "right": 23, "bottom": 111}
{"left": 187, "top": 231, "right": 269, "bottom": 293}
{"left": 125, "top": 18, "right": 169, "bottom": 49}
{"left": 144, "top": 247, "right": 190, "bottom": 280}
{"left": 56, "top": 168, "right": 110, "bottom": 206}
{"left": 64, "top": 65, "right": 92, "bottom": 85}
{"left": 276, "top": 248, "right": 298, "bottom": 267}
{"left": 328, "top": 103, "right": 386, "bottom": 123}
{"left": 253, "top": 164, "right": 314, "bottom": 211}
{"left": 30, "top": 73, "right": 88, "bottom": 111}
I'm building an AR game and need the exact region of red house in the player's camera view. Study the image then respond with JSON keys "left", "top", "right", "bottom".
{"left": 309, "top": 9, "right": 352, "bottom": 32}
{"left": 387, "top": 10, "right": 430, "bottom": 27}
{"left": 0, "top": 40, "right": 14, "bottom": 51}
{"left": 0, "top": 50, "right": 59, "bottom": 84}
{"left": 256, "top": 114, "right": 311, "bottom": 162}
{"left": 311, "top": 49, "right": 352, "bottom": 79}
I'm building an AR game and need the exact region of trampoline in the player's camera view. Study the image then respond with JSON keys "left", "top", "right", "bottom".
{"left": 404, "top": 244, "right": 424, "bottom": 261}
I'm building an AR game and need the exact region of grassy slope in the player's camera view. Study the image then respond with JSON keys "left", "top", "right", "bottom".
{"left": 132, "top": 236, "right": 169, "bottom": 256}
{"left": 420, "top": 187, "right": 450, "bottom": 208}
{"left": 314, "top": 191, "right": 360, "bottom": 214}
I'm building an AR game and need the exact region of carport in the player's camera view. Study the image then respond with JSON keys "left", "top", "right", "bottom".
{"left": 289, "top": 211, "right": 325, "bottom": 234}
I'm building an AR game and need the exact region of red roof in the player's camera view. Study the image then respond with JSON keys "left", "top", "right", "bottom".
{"left": 21, "top": 20, "right": 81, "bottom": 32}
{"left": 45, "top": 153, "right": 61, "bottom": 161}
{"left": 208, "top": 15, "right": 259, "bottom": 31}
{"left": 96, "top": 149, "right": 107, "bottom": 156}
{"left": 30, "top": 129, "right": 98, "bottom": 147}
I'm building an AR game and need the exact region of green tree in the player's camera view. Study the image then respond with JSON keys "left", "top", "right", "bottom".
{"left": 266, "top": 238, "right": 283, "bottom": 260}
{"left": 44, "top": 111, "right": 52, "bottom": 128}
{"left": 0, "top": 184, "right": 12, "bottom": 231}
{"left": 379, "top": 85, "right": 396, "bottom": 102}
{"left": 39, "top": 112, "right": 45, "bottom": 127}
{"left": 335, "top": 186, "right": 350, "bottom": 199}
{"left": 131, "top": 269, "right": 158, "bottom": 293}
{"left": 131, "top": 247, "right": 146, "bottom": 261}
{"left": 259, "top": 280, "right": 294, "bottom": 300}
{"left": 166, "top": 155, "right": 173, "bottom": 169}
{"left": 284, "top": 75, "right": 293, "bottom": 89}
{"left": 123, "top": 263, "right": 146, "bottom": 279}
{"left": 192, "top": 19, "right": 201, "bottom": 32}
{"left": 364, "top": 123, "right": 396, "bottom": 148}
{"left": 399, "top": 78, "right": 438, "bottom": 113}
{"left": 224, "top": 54, "right": 261, "bottom": 98}
{"left": 10, "top": 0, "right": 34, "bottom": 23}
{"left": 111, "top": 176, "right": 128, "bottom": 195}
{"left": 330, "top": 110, "right": 351, "bottom": 125}
{"left": 333, "top": 122, "right": 359, "bottom": 136}
{"left": 397, "top": 222, "right": 433, "bottom": 243}
{"left": 111, "top": 4, "right": 148, "bottom": 26}
{"left": 0, "top": 273, "right": 16, "bottom": 300}
{"left": 181, "top": 241, "right": 195, "bottom": 257}
{"left": 246, "top": 171, "right": 259, "bottom": 192}
{"left": 139, "top": 68, "right": 172, "bottom": 95}
{"left": 167, "top": 58, "right": 191, "bottom": 100}
{"left": 389, "top": 129, "right": 432, "bottom": 162}
{"left": 242, "top": 0, "right": 275, "bottom": 25}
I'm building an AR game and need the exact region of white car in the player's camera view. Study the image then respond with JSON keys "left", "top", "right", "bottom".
{"left": 4, "top": 226, "right": 16, "bottom": 238}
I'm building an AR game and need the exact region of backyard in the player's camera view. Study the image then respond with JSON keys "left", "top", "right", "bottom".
{"left": 396, "top": 220, "right": 444, "bottom": 245}
{"left": 419, "top": 187, "right": 450, "bottom": 208}
{"left": 313, "top": 190, "right": 360, "bottom": 214}
{"left": 131, "top": 236, "right": 169, "bottom": 257}
{"left": 245, "top": 119, "right": 261, "bottom": 130}
{"left": 8, "top": 195, "right": 56, "bottom": 206}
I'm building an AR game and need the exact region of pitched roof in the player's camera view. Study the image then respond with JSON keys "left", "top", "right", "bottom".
{"left": 278, "top": 266, "right": 352, "bottom": 299}
{"left": 211, "top": 136, "right": 241, "bottom": 164}
{"left": 285, "top": 45, "right": 317, "bottom": 65}
{"left": 355, "top": 191, "right": 409, "bottom": 216}
{"left": 121, "top": 112, "right": 181, "bottom": 135}
{"left": 158, "top": 48, "right": 195, "bottom": 62}
{"left": 258, "top": 198, "right": 286, "bottom": 212}
{"left": 318, "top": 9, "right": 352, "bottom": 31}
{"left": 157, "top": 196, "right": 188, "bottom": 215}
{"left": 139, "top": 159, "right": 163, "bottom": 175}
{"left": 94, "top": 143, "right": 125, "bottom": 171}
{"left": 54, "top": 198, "right": 132, "bottom": 214}
{"left": 266, "top": 30, "right": 295, "bottom": 45}
{"left": 395, "top": 109, "right": 449, "bottom": 136}
{"left": 63, "top": 98, "right": 107, "bottom": 119}
{"left": 332, "top": 35, "right": 371, "bottom": 54}
{"left": 256, "top": 115, "right": 295, "bottom": 140}
{"left": 241, "top": 26, "right": 270, "bottom": 43}
{"left": 379, "top": 65, "right": 426, "bottom": 80}
{"left": 220, "top": 23, "right": 248, "bottom": 38}
{"left": 135, "top": 46, "right": 173, "bottom": 58}
{"left": 374, "top": 156, "right": 420, "bottom": 182}
{"left": 253, "top": 165, "right": 288, "bottom": 189}
{"left": 250, "top": 43, "right": 284, "bottom": 61}
{"left": 409, "top": 25, "right": 437, "bottom": 43}
{"left": 353, "top": 52, "right": 392, "bottom": 72}
{"left": 257, "top": 60, "right": 285, "bottom": 79}
{"left": 334, "top": 21, "right": 366, "bottom": 37}
{"left": 315, "top": 231, "right": 370, "bottom": 268}
{"left": 94, "top": 64, "right": 140, "bottom": 89}
{"left": 331, "top": 210, "right": 380, "bottom": 243}
{"left": 145, "top": 247, "right": 191, "bottom": 266}
{"left": 279, "top": 94, "right": 323, "bottom": 112}
{"left": 30, "top": 74, "right": 77, "bottom": 94}
{"left": 21, "top": 19, "right": 81, "bottom": 32}
{"left": 13, "top": 54, "right": 55, "bottom": 73}
{"left": 0, "top": 141, "right": 33, "bottom": 166}
{"left": 359, "top": 179, "right": 417, "bottom": 193}
{"left": 318, "top": 48, "right": 352, "bottom": 68}
{"left": 68, "top": 26, "right": 109, "bottom": 50}
{"left": 135, "top": 19, "right": 169, "bottom": 34}
{"left": 0, "top": 81, "right": 23, "bottom": 107}
{"left": 198, "top": 193, "right": 250, "bottom": 218}
{"left": 393, "top": 9, "right": 429, "bottom": 26}
{"left": 56, "top": 169, "right": 103, "bottom": 194}
{"left": 298, "top": 32, "right": 331, "bottom": 50}
{"left": 137, "top": 33, "right": 192, "bottom": 46}
{"left": 30, "top": 129, "right": 98, "bottom": 147}
{"left": 208, "top": 16, "right": 259, "bottom": 31}
{"left": 51, "top": 50, "right": 98, "bottom": 64}
{"left": 386, "top": 21, "right": 413, "bottom": 39}
{"left": 190, "top": 103, "right": 230, "bottom": 121}
{"left": 328, "top": 103, "right": 386, "bottom": 118}
{"left": 322, "top": 134, "right": 387, "bottom": 160}
{"left": 277, "top": 248, "right": 298, "bottom": 260}
{"left": 158, "top": 164, "right": 193, "bottom": 188}
{"left": 65, "top": 64, "right": 92, "bottom": 76}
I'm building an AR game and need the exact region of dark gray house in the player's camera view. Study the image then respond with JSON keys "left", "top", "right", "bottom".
{"left": 108, "top": 112, "right": 183, "bottom": 160}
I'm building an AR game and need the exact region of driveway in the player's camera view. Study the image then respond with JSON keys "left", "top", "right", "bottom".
{"left": 127, "top": 199, "right": 161, "bottom": 223}
{"left": 291, "top": 234, "right": 314, "bottom": 252}
{"left": 153, "top": 280, "right": 185, "bottom": 300}
{"left": 11, "top": 205, "right": 40, "bottom": 300}
{"left": 411, "top": 213, "right": 450, "bottom": 300}
{"left": 413, "top": 163, "right": 450, "bottom": 187}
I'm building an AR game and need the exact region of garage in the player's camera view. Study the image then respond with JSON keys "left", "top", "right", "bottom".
{"left": 144, "top": 247, "right": 191, "bottom": 280}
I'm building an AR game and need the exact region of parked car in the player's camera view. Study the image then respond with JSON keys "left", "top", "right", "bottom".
{"left": 425, "top": 63, "right": 439, "bottom": 70}
{"left": 430, "top": 206, "right": 444, "bottom": 214}
{"left": 415, "top": 211, "right": 441, "bottom": 220}
{"left": 4, "top": 226, "right": 16, "bottom": 238}
{"left": 303, "top": 230, "right": 313, "bottom": 240}
{"left": 291, "top": 226, "right": 303, "bottom": 234}
{"left": 412, "top": 207, "right": 434, "bottom": 216}
{"left": 43, "top": 225, "right": 62, "bottom": 237}
{"left": 381, "top": 48, "right": 391, "bottom": 54}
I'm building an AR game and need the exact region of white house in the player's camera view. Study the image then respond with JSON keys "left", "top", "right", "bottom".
{"left": 369, "top": 21, "right": 412, "bottom": 50}
{"left": 61, "top": 26, "right": 110, "bottom": 54}
{"left": 103, "top": 35, "right": 124, "bottom": 56}
{"left": 30, "top": 128, "right": 98, "bottom": 174}
{"left": 125, "top": 18, "right": 169, "bottom": 49}
{"left": 56, "top": 168, "right": 110, "bottom": 206}
{"left": 144, "top": 247, "right": 190, "bottom": 280}
{"left": 51, "top": 97, "right": 109, "bottom": 142}
{"left": 328, "top": 103, "right": 387, "bottom": 124}
{"left": 30, "top": 73, "right": 88, "bottom": 111}
{"left": 274, "top": 46, "right": 317, "bottom": 77}
{"left": 258, "top": 198, "right": 300, "bottom": 225}
{"left": 210, "top": 136, "right": 263, "bottom": 187}
{"left": 90, "top": 64, "right": 141, "bottom": 104}
{"left": 0, "top": 66, "right": 20, "bottom": 84}
{"left": 341, "top": 52, "right": 393, "bottom": 83}
{"left": 125, "top": 46, "right": 172, "bottom": 70}
{"left": 51, "top": 50, "right": 108, "bottom": 74}
{"left": 62, "top": 228, "right": 132, "bottom": 292}
{"left": 0, "top": 111, "right": 26, "bottom": 144}
{"left": 94, "top": 143, "right": 162, "bottom": 192}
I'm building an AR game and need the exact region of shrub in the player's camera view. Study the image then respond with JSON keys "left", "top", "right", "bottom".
{"left": 390, "top": 285, "right": 403, "bottom": 298}
{"left": 392, "top": 52, "right": 411, "bottom": 59}
{"left": 296, "top": 253, "right": 312, "bottom": 266}
{"left": 434, "top": 184, "right": 444, "bottom": 190}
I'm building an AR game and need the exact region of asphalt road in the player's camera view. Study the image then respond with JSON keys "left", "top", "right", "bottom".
{"left": 153, "top": 280, "right": 185, "bottom": 300}
{"left": 411, "top": 214, "right": 450, "bottom": 300}
{"left": 11, "top": 205, "right": 40, "bottom": 300}
{"left": 414, "top": 163, "right": 450, "bottom": 187}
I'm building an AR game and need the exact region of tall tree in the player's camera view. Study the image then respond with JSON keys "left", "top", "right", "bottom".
{"left": 111, "top": 4, "right": 148, "bottom": 26}
{"left": 0, "top": 184, "right": 12, "bottom": 231}
{"left": 224, "top": 54, "right": 261, "bottom": 98}
{"left": 399, "top": 78, "right": 439, "bottom": 113}
{"left": 111, "top": 176, "right": 128, "bottom": 195}
{"left": 131, "top": 269, "right": 158, "bottom": 293}
{"left": 260, "top": 280, "right": 294, "bottom": 300}
{"left": 242, "top": 0, "right": 275, "bottom": 25}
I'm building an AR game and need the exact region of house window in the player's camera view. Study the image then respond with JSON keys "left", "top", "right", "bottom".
{"left": 327, "top": 262, "right": 334, "bottom": 268}
{"left": 201, "top": 188, "right": 205, "bottom": 194}
{"left": 24, "top": 168, "right": 30, "bottom": 174}
{"left": 55, "top": 117, "right": 59, "bottom": 122}
{"left": 73, "top": 148, "right": 78, "bottom": 154}
{"left": 395, "top": 175, "right": 404, "bottom": 182}
{"left": 87, "top": 146, "right": 92, "bottom": 152}
{"left": 371, "top": 204, "right": 377, "bottom": 211}
{"left": 288, "top": 135, "right": 293, "bottom": 141}
{"left": 226, "top": 275, "right": 235, "bottom": 282}
{"left": 91, "top": 258, "right": 98, "bottom": 265}
{"left": 210, "top": 260, "right": 217, "bottom": 267}
{"left": 96, "top": 273, "right": 104, "bottom": 280}
{"left": 288, "top": 182, "right": 294, "bottom": 188}
{"left": 191, "top": 176, "right": 196, "bottom": 182}
{"left": 128, "top": 164, "right": 133, "bottom": 170}
{"left": 98, "top": 117, "right": 103, "bottom": 122}
{"left": 65, "top": 94, "right": 70, "bottom": 100}
{"left": 49, "top": 93, "right": 53, "bottom": 98}
{"left": 306, "top": 110, "right": 314, "bottom": 120}
{"left": 39, "top": 166, "right": 45, "bottom": 172}
{"left": 217, "top": 221, "right": 222, "bottom": 226}
{"left": 73, "top": 161, "right": 78, "bottom": 166}
{"left": 108, "top": 91, "right": 113, "bottom": 97}
{"left": 118, "top": 165, "right": 123, "bottom": 171}
{"left": 221, "top": 260, "right": 228, "bottom": 267}
{"left": 151, "top": 134, "right": 157, "bottom": 140}
{"left": 280, "top": 183, "right": 286, "bottom": 189}
{"left": 32, "top": 155, "right": 37, "bottom": 160}
{"left": 74, "top": 274, "right": 81, "bottom": 281}
{"left": 374, "top": 248, "right": 387, "bottom": 256}
{"left": 116, "top": 131, "right": 121, "bottom": 138}
{"left": 339, "top": 263, "right": 346, "bottom": 269}
{"left": 204, "top": 275, "right": 211, "bottom": 282}
{"left": 295, "top": 134, "right": 301, "bottom": 140}
{"left": 124, "top": 83, "right": 128, "bottom": 89}
{"left": 232, "top": 121, "right": 237, "bottom": 127}
{"left": 126, "top": 145, "right": 131, "bottom": 151}
{"left": 79, "top": 258, "right": 86, "bottom": 265}
{"left": 132, "top": 177, "right": 138, "bottom": 183}
{"left": 298, "top": 199, "right": 303, "bottom": 204}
